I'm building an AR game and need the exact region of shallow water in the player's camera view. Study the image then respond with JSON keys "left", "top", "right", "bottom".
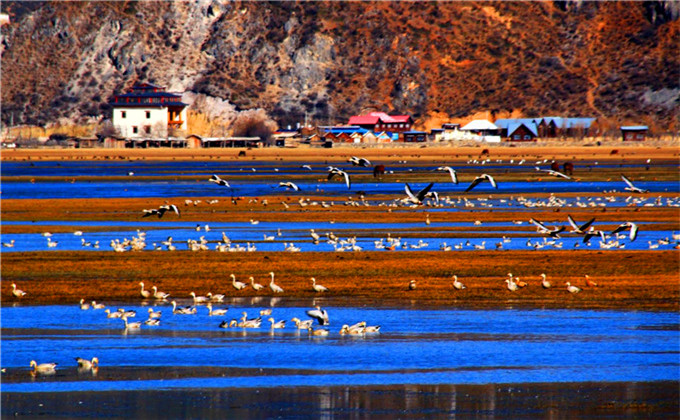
{"left": 2, "top": 302, "right": 678, "bottom": 392}
{"left": 1, "top": 220, "right": 674, "bottom": 252}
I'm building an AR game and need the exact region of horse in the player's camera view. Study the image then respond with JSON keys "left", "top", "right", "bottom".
{"left": 373, "top": 164, "right": 386, "bottom": 178}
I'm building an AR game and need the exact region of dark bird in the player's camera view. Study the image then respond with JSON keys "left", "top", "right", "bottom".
{"left": 611, "top": 221, "right": 639, "bottom": 241}
{"left": 621, "top": 175, "right": 649, "bottom": 193}
{"left": 405, "top": 182, "right": 434, "bottom": 204}
{"left": 465, "top": 174, "right": 497, "bottom": 192}
{"left": 583, "top": 226, "right": 607, "bottom": 243}
{"left": 348, "top": 156, "right": 371, "bottom": 167}
{"left": 158, "top": 204, "right": 181, "bottom": 218}
{"left": 209, "top": 174, "right": 230, "bottom": 187}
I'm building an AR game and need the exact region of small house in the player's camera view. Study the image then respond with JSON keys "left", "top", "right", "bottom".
{"left": 621, "top": 126, "right": 648, "bottom": 141}
{"left": 402, "top": 131, "right": 427, "bottom": 142}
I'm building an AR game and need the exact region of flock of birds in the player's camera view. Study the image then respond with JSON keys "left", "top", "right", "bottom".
{"left": 406, "top": 272, "right": 595, "bottom": 294}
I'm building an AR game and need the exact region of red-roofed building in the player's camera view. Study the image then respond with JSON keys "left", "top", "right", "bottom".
{"left": 347, "top": 112, "right": 413, "bottom": 133}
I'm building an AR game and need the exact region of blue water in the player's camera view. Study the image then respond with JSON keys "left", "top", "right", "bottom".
{"left": 1, "top": 303, "right": 677, "bottom": 392}
{"left": 1, "top": 220, "right": 674, "bottom": 252}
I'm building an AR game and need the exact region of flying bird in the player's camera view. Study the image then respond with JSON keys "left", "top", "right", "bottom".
{"left": 348, "top": 156, "right": 371, "bottom": 167}
{"left": 405, "top": 182, "right": 434, "bottom": 204}
{"left": 529, "top": 218, "right": 566, "bottom": 238}
{"left": 209, "top": 174, "right": 230, "bottom": 187}
{"left": 535, "top": 167, "right": 571, "bottom": 179}
{"left": 327, "top": 167, "right": 351, "bottom": 189}
{"left": 567, "top": 215, "right": 595, "bottom": 235}
{"left": 611, "top": 221, "right": 639, "bottom": 241}
{"left": 621, "top": 175, "right": 649, "bottom": 194}
{"left": 436, "top": 166, "right": 459, "bottom": 184}
{"left": 306, "top": 305, "right": 329, "bottom": 325}
{"left": 465, "top": 174, "right": 497, "bottom": 192}
{"left": 278, "top": 181, "right": 300, "bottom": 192}
{"left": 583, "top": 226, "right": 607, "bottom": 243}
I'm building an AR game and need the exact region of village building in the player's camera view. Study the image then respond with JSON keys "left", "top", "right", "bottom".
{"left": 620, "top": 126, "right": 648, "bottom": 141}
{"left": 402, "top": 131, "right": 428, "bottom": 142}
{"left": 460, "top": 120, "right": 501, "bottom": 143}
{"left": 109, "top": 83, "right": 187, "bottom": 139}
{"left": 494, "top": 119, "right": 539, "bottom": 141}
{"left": 347, "top": 112, "right": 413, "bottom": 133}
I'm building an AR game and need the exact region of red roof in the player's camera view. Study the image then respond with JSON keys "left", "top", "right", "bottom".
{"left": 348, "top": 112, "right": 412, "bottom": 125}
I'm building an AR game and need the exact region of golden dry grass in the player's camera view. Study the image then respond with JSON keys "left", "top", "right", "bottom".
{"left": 2, "top": 251, "right": 678, "bottom": 310}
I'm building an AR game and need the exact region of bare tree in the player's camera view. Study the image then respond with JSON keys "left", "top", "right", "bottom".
{"left": 231, "top": 109, "right": 278, "bottom": 145}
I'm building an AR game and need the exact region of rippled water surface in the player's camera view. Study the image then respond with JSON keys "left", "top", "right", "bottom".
{"left": 2, "top": 302, "right": 677, "bottom": 392}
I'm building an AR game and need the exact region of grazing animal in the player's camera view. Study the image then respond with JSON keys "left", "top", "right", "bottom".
{"left": 563, "top": 162, "right": 574, "bottom": 176}
{"left": 373, "top": 164, "right": 386, "bottom": 178}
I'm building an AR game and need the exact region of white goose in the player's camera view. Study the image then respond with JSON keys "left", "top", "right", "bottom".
{"left": 122, "top": 316, "right": 142, "bottom": 329}
{"left": 250, "top": 276, "right": 265, "bottom": 291}
{"left": 540, "top": 273, "right": 552, "bottom": 289}
{"left": 311, "top": 277, "right": 329, "bottom": 293}
{"left": 207, "top": 292, "right": 225, "bottom": 302}
{"left": 79, "top": 299, "right": 91, "bottom": 310}
{"left": 306, "top": 306, "right": 329, "bottom": 326}
{"left": 190, "top": 292, "right": 209, "bottom": 303}
{"left": 268, "top": 317, "right": 286, "bottom": 329}
{"left": 452, "top": 275, "right": 466, "bottom": 290}
{"left": 147, "top": 308, "right": 162, "bottom": 319}
{"left": 207, "top": 303, "right": 228, "bottom": 316}
{"left": 230, "top": 274, "right": 248, "bottom": 291}
{"left": 30, "top": 360, "right": 57, "bottom": 374}
{"left": 505, "top": 278, "right": 519, "bottom": 292}
{"left": 91, "top": 301, "right": 106, "bottom": 310}
{"left": 104, "top": 309, "right": 123, "bottom": 318}
{"left": 269, "top": 272, "right": 284, "bottom": 293}
{"left": 75, "top": 357, "right": 99, "bottom": 370}
{"left": 152, "top": 286, "right": 170, "bottom": 300}
{"left": 171, "top": 300, "right": 196, "bottom": 315}
{"left": 139, "top": 282, "right": 151, "bottom": 298}
{"left": 11, "top": 283, "right": 27, "bottom": 298}
{"left": 308, "top": 327, "right": 329, "bottom": 336}
{"left": 566, "top": 282, "right": 581, "bottom": 294}
{"left": 291, "top": 317, "right": 314, "bottom": 330}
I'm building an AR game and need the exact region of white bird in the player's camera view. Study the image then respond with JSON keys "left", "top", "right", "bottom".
{"left": 30, "top": 360, "right": 57, "bottom": 374}
{"left": 278, "top": 181, "right": 300, "bottom": 191}
{"left": 540, "top": 273, "right": 552, "bottom": 289}
{"left": 171, "top": 301, "right": 196, "bottom": 315}
{"left": 409, "top": 280, "right": 417, "bottom": 290}
{"left": 250, "top": 276, "right": 265, "bottom": 291}
{"left": 311, "top": 277, "right": 329, "bottom": 293}
{"left": 230, "top": 274, "right": 248, "bottom": 291}
{"left": 2, "top": 239, "right": 16, "bottom": 247}
{"left": 465, "top": 174, "right": 497, "bottom": 192}
{"left": 156, "top": 204, "right": 181, "bottom": 218}
{"left": 611, "top": 222, "right": 639, "bottom": 241}
{"left": 567, "top": 215, "right": 595, "bottom": 234}
{"left": 209, "top": 174, "right": 230, "bottom": 187}
{"left": 291, "top": 317, "right": 314, "bottom": 329}
{"left": 207, "top": 292, "right": 225, "bottom": 302}
{"left": 79, "top": 299, "right": 90, "bottom": 310}
{"left": 308, "top": 327, "right": 330, "bottom": 336}
{"left": 139, "top": 282, "right": 151, "bottom": 299}
{"left": 505, "top": 278, "right": 519, "bottom": 292}
{"left": 621, "top": 175, "right": 648, "bottom": 194}
{"left": 300, "top": 164, "right": 313, "bottom": 170}
{"left": 268, "top": 317, "right": 286, "bottom": 329}
{"left": 535, "top": 167, "right": 571, "bottom": 179}
{"left": 566, "top": 282, "right": 581, "bottom": 294}
{"left": 190, "top": 292, "right": 209, "bottom": 303}
{"left": 11, "top": 283, "right": 26, "bottom": 298}
{"left": 75, "top": 357, "right": 99, "bottom": 370}
{"left": 152, "top": 286, "right": 170, "bottom": 300}
{"left": 147, "top": 308, "right": 162, "bottom": 319}
{"left": 207, "top": 303, "right": 228, "bottom": 316}
{"left": 452, "top": 275, "right": 466, "bottom": 290}
{"left": 405, "top": 182, "right": 434, "bottom": 204}
{"left": 269, "top": 272, "right": 284, "bottom": 293}
{"left": 144, "top": 318, "right": 161, "bottom": 326}
{"left": 104, "top": 309, "right": 123, "bottom": 318}
{"left": 530, "top": 218, "right": 566, "bottom": 238}
{"left": 118, "top": 309, "right": 137, "bottom": 318}
{"left": 436, "top": 166, "right": 459, "bottom": 184}
{"left": 91, "top": 301, "right": 106, "bottom": 309}
{"left": 122, "top": 316, "right": 142, "bottom": 329}
{"left": 348, "top": 156, "right": 371, "bottom": 167}
{"left": 306, "top": 305, "right": 329, "bottom": 325}
{"left": 327, "top": 167, "right": 351, "bottom": 189}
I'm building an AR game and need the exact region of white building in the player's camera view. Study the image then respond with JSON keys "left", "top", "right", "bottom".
{"left": 110, "top": 83, "right": 187, "bottom": 139}
{"left": 460, "top": 119, "right": 501, "bottom": 143}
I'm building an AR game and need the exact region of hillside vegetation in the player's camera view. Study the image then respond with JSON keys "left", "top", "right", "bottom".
{"left": 1, "top": 1, "right": 678, "bottom": 131}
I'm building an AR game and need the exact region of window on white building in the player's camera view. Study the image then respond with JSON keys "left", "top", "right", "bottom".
{"left": 132, "top": 126, "right": 138, "bottom": 134}
{"left": 144, "top": 126, "right": 151, "bottom": 134}
{"left": 146, "top": 111, "right": 151, "bottom": 119}
{"left": 121, "top": 111, "right": 126, "bottom": 118}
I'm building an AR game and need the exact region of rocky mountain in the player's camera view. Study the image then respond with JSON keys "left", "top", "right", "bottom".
{"left": 1, "top": 1, "right": 678, "bottom": 132}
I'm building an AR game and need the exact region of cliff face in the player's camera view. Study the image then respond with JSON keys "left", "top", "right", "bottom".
{"left": 1, "top": 1, "right": 678, "bottom": 130}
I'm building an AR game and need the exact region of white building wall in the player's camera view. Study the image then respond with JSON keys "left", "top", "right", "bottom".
{"left": 113, "top": 107, "right": 168, "bottom": 138}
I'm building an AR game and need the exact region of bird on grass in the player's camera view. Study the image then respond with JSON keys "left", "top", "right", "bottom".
{"left": 11, "top": 283, "right": 26, "bottom": 298}
{"left": 452, "top": 275, "right": 466, "bottom": 290}
{"left": 311, "top": 277, "right": 329, "bottom": 293}
{"left": 540, "top": 273, "right": 552, "bottom": 289}
{"left": 566, "top": 282, "right": 582, "bottom": 294}
{"left": 408, "top": 280, "right": 417, "bottom": 290}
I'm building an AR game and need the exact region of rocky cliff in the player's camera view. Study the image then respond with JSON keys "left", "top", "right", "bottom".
{"left": 1, "top": 1, "right": 678, "bottom": 131}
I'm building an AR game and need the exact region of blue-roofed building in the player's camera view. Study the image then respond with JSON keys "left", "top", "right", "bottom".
{"left": 539, "top": 117, "right": 596, "bottom": 138}
{"left": 494, "top": 118, "right": 539, "bottom": 141}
